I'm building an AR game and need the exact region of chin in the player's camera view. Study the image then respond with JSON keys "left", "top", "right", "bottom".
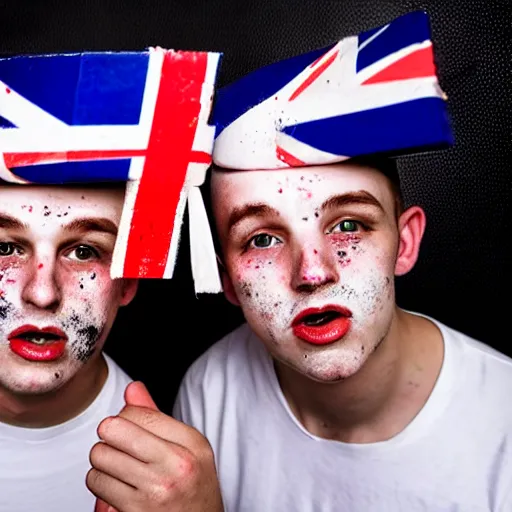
{"left": 0, "top": 363, "right": 74, "bottom": 396}
{"left": 280, "top": 342, "right": 370, "bottom": 383}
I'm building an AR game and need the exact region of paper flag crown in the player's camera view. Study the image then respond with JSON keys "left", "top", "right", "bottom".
{"left": 212, "top": 10, "right": 453, "bottom": 170}
{"left": 0, "top": 47, "right": 223, "bottom": 294}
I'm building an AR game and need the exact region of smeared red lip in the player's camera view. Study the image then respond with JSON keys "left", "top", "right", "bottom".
{"left": 292, "top": 306, "right": 352, "bottom": 345}
{"left": 8, "top": 325, "right": 68, "bottom": 362}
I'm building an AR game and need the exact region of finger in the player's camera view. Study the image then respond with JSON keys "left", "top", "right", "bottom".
{"left": 87, "top": 468, "right": 136, "bottom": 512}
{"left": 97, "top": 415, "right": 173, "bottom": 463}
{"left": 90, "top": 441, "right": 155, "bottom": 489}
{"left": 124, "top": 381, "right": 159, "bottom": 411}
{"left": 119, "top": 405, "right": 208, "bottom": 450}
{"left": 95, "top": 498, "right": 118, "bottom": 512}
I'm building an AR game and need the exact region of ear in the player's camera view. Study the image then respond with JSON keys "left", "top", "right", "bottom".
{"left": 222, "top": 272, "right": 240, "bottom": 306}
{"left": 395, "top": 206, "right": 426, "bottom": 276}
{"left": 119, "top": 278, "right": 139, "bottom": 307}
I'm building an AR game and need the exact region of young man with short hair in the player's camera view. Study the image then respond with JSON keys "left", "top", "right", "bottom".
{"left": 0, "top": 47, "right": 221, "bottom": 512}
{"left": 0, "top": 183, "right": 136, "bottom": 511}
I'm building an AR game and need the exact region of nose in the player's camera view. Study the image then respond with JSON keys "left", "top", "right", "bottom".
{"left": 291, "top": 242, "right": 339, "bottom": 293}
{"left": 21, "top": 258, "right": 62, "bottom": 312}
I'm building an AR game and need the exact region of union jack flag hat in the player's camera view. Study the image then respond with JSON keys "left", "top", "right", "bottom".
{"left": 212, "top": 10, "right": 453, "bottom": 170}
{"left": 0, "top": 47, "right": 223, "bottom": 294}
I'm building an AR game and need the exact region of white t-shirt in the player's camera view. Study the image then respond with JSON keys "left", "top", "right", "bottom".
{"left": 173, "top": 314, "right": 512, "bottom": 512}
{"left": 0, "top": 353, "right": 131, "bottom": 512}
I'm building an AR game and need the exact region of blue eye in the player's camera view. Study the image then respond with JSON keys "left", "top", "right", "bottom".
{"left": 249, "top": 234, "right": 280, "bottom": 249}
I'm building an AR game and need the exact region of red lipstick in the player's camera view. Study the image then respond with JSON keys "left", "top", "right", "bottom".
{"left": 8, "top": 325, "right": 67, "bottom": 362}
{"left": 292, "top": 305, "right": 352, "bottom": 345}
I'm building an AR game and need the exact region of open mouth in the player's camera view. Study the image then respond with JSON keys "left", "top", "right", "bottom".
{"left": 8, "top": 325, "right": 67, "bottom": 362}
{"left": 292, "top": 306, "right": 352, "bottom": 345}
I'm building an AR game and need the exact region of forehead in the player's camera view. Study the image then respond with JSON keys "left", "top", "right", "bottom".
{"left": 0, "top": 185, "right": 125, "bottom": 225}
{"left": 212, "top": 164, "right": 396, "bottom": 215}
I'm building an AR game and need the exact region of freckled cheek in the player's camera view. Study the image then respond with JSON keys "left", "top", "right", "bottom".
{"left": 60, "top": 264, "right": 117, "bottom": 302}
{"left": 0, "top": 264, "right": 25, "bottom": 299}
{"left": 329, "top": 235, "right": 363, "bottom": 267}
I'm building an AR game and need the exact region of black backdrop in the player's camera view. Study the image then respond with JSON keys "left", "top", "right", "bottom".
{"left": 1, "top": 0, "right": 509, "bottom": 413}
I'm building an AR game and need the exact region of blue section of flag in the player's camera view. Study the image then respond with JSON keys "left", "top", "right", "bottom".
{"left": 0, "top": 53, "right": 149, "bottom": 126}
{"left": 73, "top": 53, "right": 148, "bottom": 125}
{"left": 356, "top": 11, "right": 431, "bottom": 72}
{"left": 358, "top": 25, "right": 383, "bottom": 47}
{"left": 282, "top": 97, "right": 453, "bottom": 157}
{"left": 0, "top": 116, "right": 16, "bottom": 128}
{"left": 0, "top": 55, "right": 81, "bottom": 125}
{"left": 12, "top": 159, "right": 132, "bottom": 184}
{"left": 213, "top": 44, "right": 336, "bottom": 137}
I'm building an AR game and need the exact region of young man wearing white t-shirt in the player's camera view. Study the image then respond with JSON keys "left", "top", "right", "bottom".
{"left": 173, "top": 157, "right": 512, "bottom": 511}
{"left": 0, "top": 184, "right": 136, "bottom": 512}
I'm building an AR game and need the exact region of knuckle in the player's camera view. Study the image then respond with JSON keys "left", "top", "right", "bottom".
{"left": 146, "top": 479, "right": 175, "bottom": 506}
{"left": 120, "top": 406, "right": 158, "bottom": 428}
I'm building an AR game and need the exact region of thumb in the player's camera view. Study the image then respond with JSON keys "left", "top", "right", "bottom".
{"left": 124, "top": 381, "right": 159, "bottom": 411}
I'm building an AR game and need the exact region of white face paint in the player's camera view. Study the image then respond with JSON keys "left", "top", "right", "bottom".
{"left": 213, "top": 164, "right": 400, "bottom": 382}
{"left": 0, "top": 185, "right": 136, "bottom": 395}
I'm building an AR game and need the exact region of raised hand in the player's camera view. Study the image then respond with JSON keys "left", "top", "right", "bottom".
{"left": 87, "top": 381, "right": 223, "bottom": 512}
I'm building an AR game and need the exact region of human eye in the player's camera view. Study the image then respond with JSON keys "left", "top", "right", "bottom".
{"left": 248, "top": 233, "right": 281, "bottom": 250}
{"left": 330, "top": 220, "right": 365, "bottom": 233}
{"left": 66, "top": 244, "right": 100, "bottom": 262}
{"left": 0, "top": 241, "right": 24, "bottom": 257}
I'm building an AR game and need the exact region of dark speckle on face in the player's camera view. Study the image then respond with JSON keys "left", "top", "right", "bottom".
{"left": 74, "top": 325, "right": 100, "bottom": 362}
{"left": 337, "top": 250, "right": 347, "bottom": 257}
{"left": 240, "top": 282, "right": 252, "bottom": 298}
{"left": 0, "top": 296, "right": 13, "bottom": 320}
{"left": 90, "top": 273, "right": 96, "bottom": 280}
{"left": 302, "top": 217, "right": 308, "bottom": 222}
{"left": 64, "top": 313, "right": 102, "bottom": 363}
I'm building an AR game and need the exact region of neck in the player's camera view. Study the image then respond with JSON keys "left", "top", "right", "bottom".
{"left": 0, "top": 354, "right": 108, "bottom": 428}
{"left": 276, "top": 309, "right": 444, "bottom": 443}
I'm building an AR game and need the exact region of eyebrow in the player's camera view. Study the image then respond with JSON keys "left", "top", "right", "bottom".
{"left": 0, "top": 213, "right": 29, "bottom": 230}
{"left": 228, "top": 203, "right": 281, "bottom": 232}
{"left": 320, "top": 191, "right": 384, "bottom": 213}
{"left": 0, "top": 213, "right": 118, "bottom": 236}
{"left": 63, "top": 217, "right": 118, "bottom": 236}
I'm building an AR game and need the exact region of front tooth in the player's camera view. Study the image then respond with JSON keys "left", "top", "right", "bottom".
{"left": 28, "top": 337, "right": 47, "bottom": 345}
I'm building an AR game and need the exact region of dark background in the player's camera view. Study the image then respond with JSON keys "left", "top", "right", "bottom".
{"left": 1, "top": 0, "right": 509, "bottom": 413}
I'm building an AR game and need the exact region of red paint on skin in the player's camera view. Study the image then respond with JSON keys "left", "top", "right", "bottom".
{"left": 297, "top": 187, "right": 312, "bottom": 199}
{"left": 278, "top": 188, "right": 283, "bottom": 193}
{"left": 337, "top": 257, "right": 352, "bottom": 267}
{"left": 302, "top": 273, "right": 322, "bottom": 282}
{"left": 6, "top": 279, "right": 15, "bottom": 284}
{"left": 5, "top": 88, "right": 10, "bottom": 94}
{"left": 313, "top": 249, "right": 318, "bottom": 254}
{"left": 38, "top": 263, "right": 44, "bottom": 269}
